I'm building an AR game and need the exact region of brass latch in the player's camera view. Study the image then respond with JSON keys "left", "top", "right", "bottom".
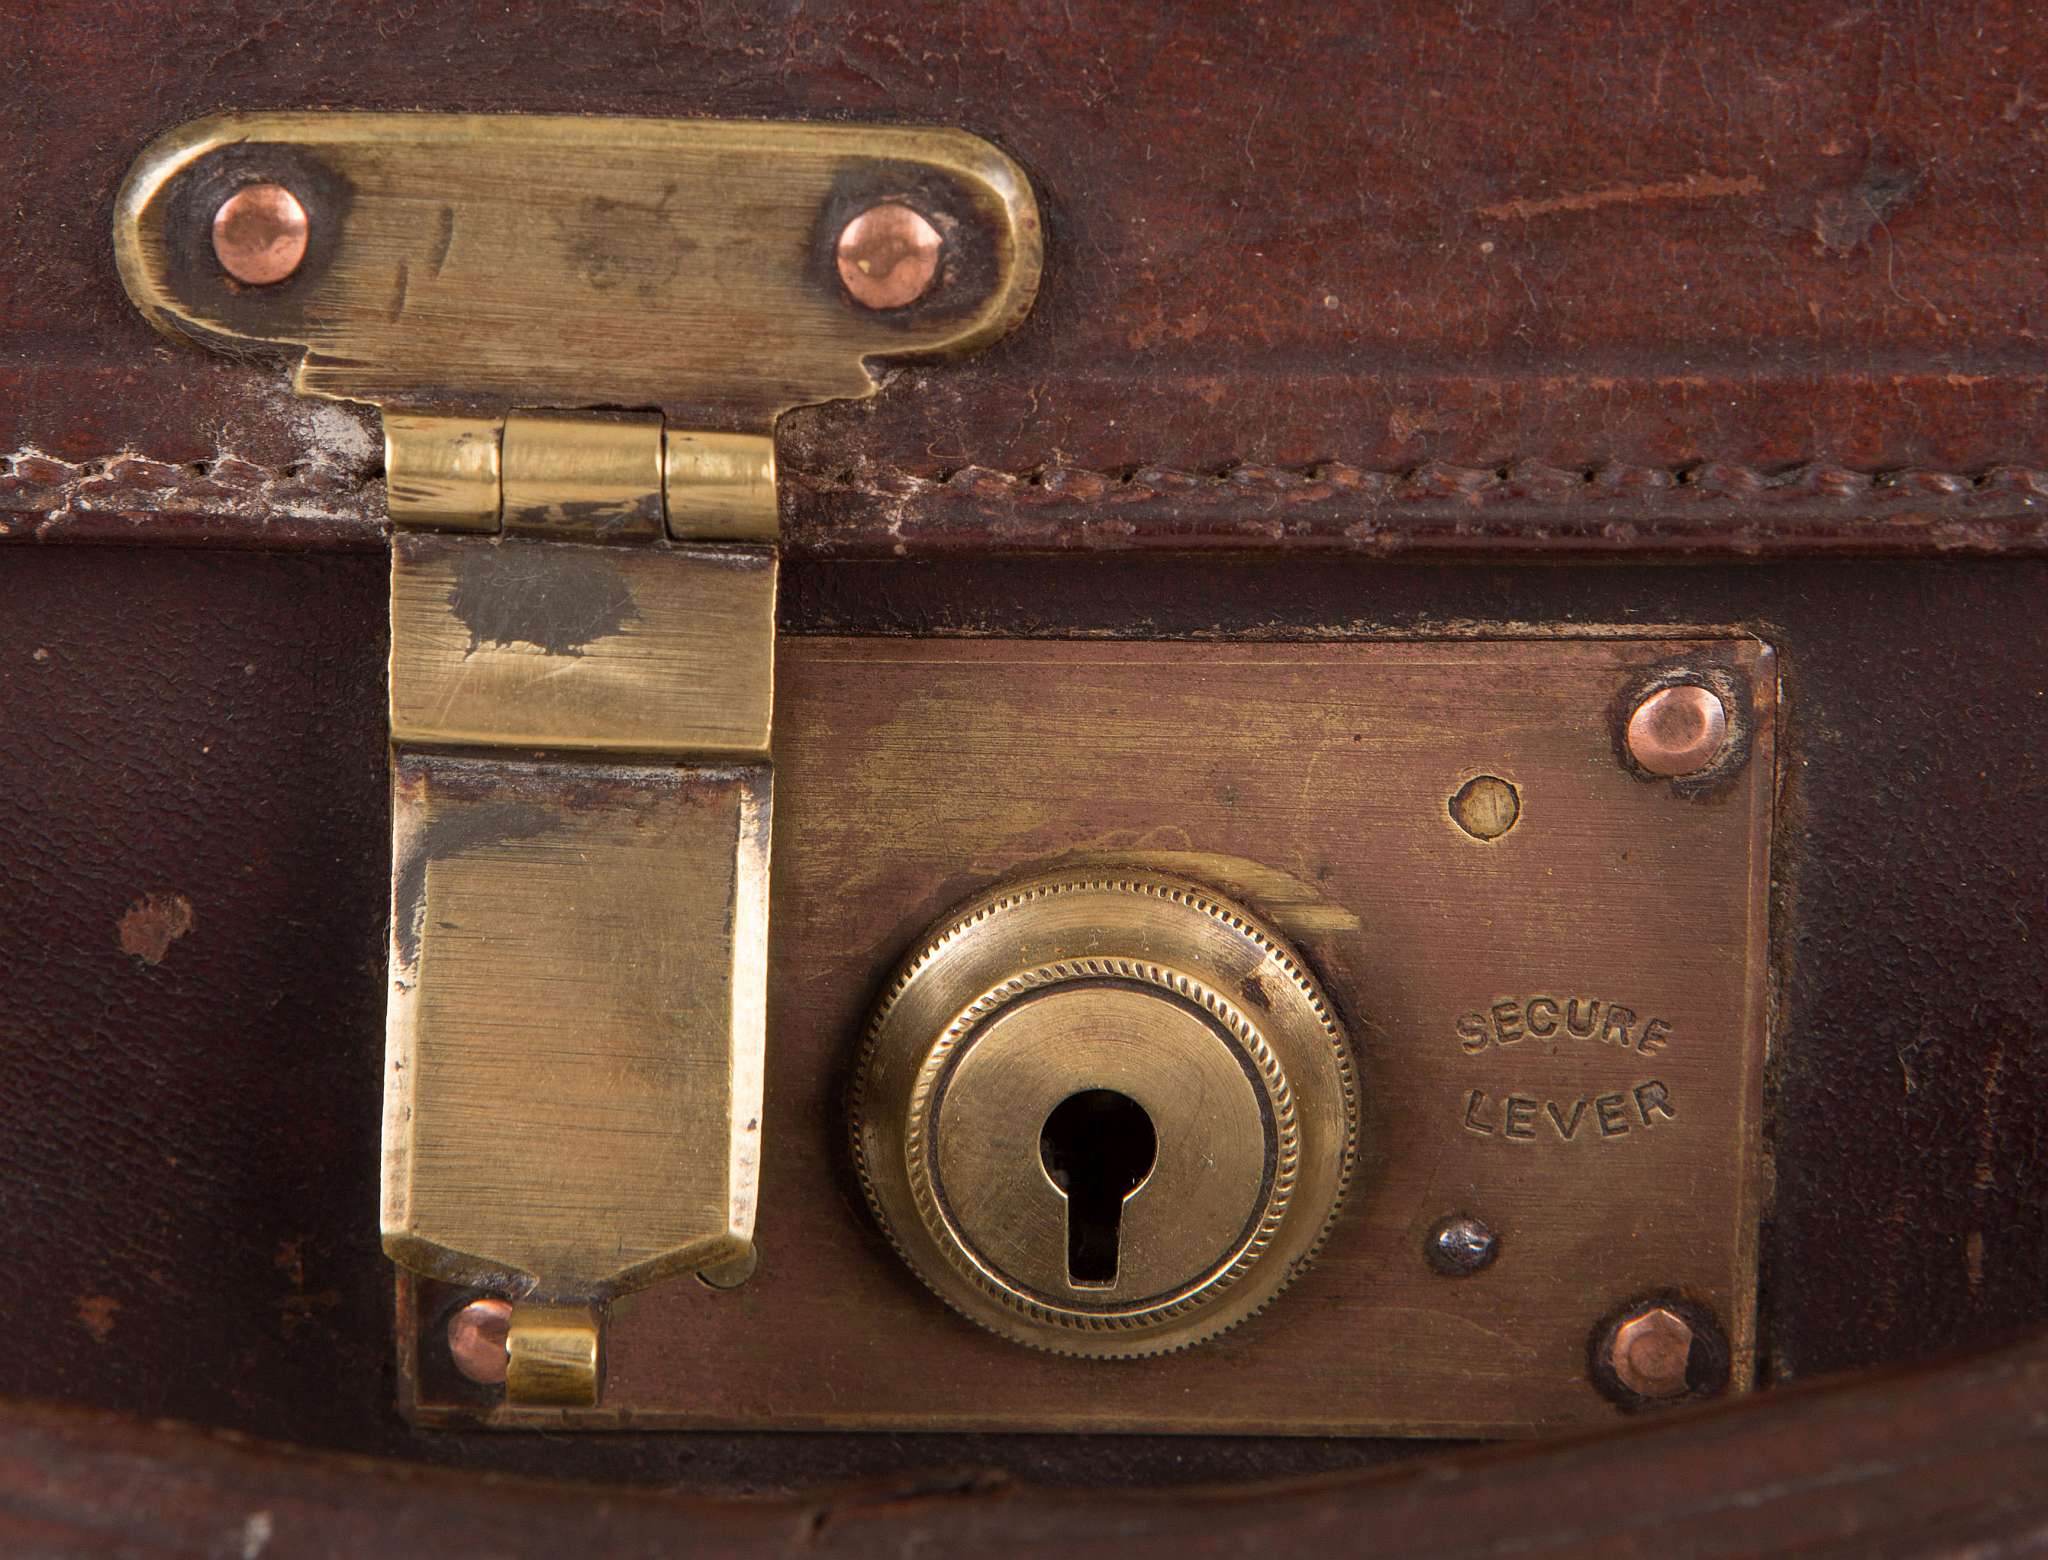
{"left": 380, "top": 411, "right": 780, "bottom": 1410}
{"left": 114, "top": 112, "right": 1040, "bottom": 1409}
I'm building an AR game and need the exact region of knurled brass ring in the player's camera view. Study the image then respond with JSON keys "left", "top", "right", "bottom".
{"left": 850, "top": 872, "right": 1359, "bottom": 1358}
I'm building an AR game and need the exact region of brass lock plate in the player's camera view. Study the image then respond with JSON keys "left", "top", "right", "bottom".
{"left": 400, "top": 634, "right": 1774, "bottom": 1436}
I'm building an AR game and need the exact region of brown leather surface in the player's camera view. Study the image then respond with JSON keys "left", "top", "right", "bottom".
{"left": 2, "top": 544, "right": 2044, "bottom": 1488}
{"left": 4, "top": 1330, "right": 2046, "bottom": 1556}
{"left": 0, "top": 547, "right": 394, "bottom": 1436}
{"left": 7, "top": 0, "right": 2048, "bottom": 557}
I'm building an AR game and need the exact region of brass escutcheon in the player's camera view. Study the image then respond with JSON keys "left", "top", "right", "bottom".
{"left": 851, "top": 872, "right": 1359, "bottom": 1357}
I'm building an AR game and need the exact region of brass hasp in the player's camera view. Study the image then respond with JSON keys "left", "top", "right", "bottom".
{"left": 114, "top": 112, "right": 1042, "bottom": 1413}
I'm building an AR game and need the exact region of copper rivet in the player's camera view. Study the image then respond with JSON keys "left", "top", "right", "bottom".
{"left": 211, "top": 183, "right": 309, "bottom": 286}
{"left": 446, "top": 1297, "right": 513, "bottom": 1386}
{"left": 1609, "top": 1305, "right": 1695, "bottom": 1399}
{"left": 1625, "top": 684, "right": 1728, "bottom": 777}
{"left": 835, "top": 202, "right": 942, "bottom": 309}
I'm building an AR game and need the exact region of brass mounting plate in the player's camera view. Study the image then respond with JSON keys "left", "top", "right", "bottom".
{"left": 401, "top": 635, "right": 1774, "bottom": 1436}
{"left": 113, "top": 112, "right": 1042, "bottom": 426}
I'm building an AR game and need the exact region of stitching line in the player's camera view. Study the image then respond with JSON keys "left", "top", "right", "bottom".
{"left": 10, "top": 451, "right": 2048, "bottom": 516}
{"left": 800, "top": 458, "right": 2048, "bottom": 506}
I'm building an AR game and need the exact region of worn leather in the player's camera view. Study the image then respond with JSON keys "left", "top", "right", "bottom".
{"left": 6, "top": 0, "right": 2048, "bottom": 559}
{"left": 6, "top": 1329, "right": 2048, "bottom": 1554}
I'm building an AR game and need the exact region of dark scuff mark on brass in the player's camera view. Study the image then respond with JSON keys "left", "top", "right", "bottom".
{"left": 446, "top": 540, "right": 640, "bottom": 657}
{"left": 551, "top": 183, "right": 693, "bottom": 300}
{"left": 504, "top": 495, "right": 665, "bottom": 544}
{"left": 393, "top": 799, "right": 559, "bottom": 968}
{"left": 428, "top": 205, "right": 456, "bottom": 275}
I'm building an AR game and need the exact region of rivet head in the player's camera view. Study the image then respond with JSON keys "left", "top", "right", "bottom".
{"left": 1450, "top": 774, "right": 1520, "bottom": 840}
{"left": 1609, "top": 1304, "right": 1695, "bottom": 1399}
{"left": 1626, "top": 685, "right": 1728, "bottom": 777}
{"left": 836, "top": 202, "right": 942, "bottom": 309}
{"left": 446, "top": 1296, "right": 513, "bottom": 1386}
{"left": 1426, "top": 1214, "right": 1499, "bottom": 1276}
{"left": 211, "top": 182, "right": 309, "bottom": 286}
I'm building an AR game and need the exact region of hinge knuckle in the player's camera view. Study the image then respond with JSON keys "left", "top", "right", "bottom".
{"left": 384, "top": 413, "right": 502, "bottom": 532}
{"left": 502, "top": 409, "right": 664, "bottom": 543}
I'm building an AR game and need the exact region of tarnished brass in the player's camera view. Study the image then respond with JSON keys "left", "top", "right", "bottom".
{"left": 501, "top": 410, "right": 664, "bottom": 542}
{"left": 853, "top": 873, "right": 1356, "bottom": 1357}
{"left": 113, "top": 112, "right": 1041, "bottom": 423}
{"left": 384, "top": 523, "right": 773, "bottom": 1414}
{"left": 383, "top": 754, "right": 768, "bottom": 1288}
{"left": 1449, "top": 774, "right": 1521, "bottom": 841}
{"left": 401, "top": 635, "right": 1774, "bottom": 1436}
{"left": 383, "top": 414, "right": 502, "bottom": 532}
{"left": 382, "top": 415, "right": 782, "bottom": 540}
{"left": 115, "top": 112, "right": 1041, "bottom": 1414}
{"left": 663, "top": 431, "right": 779, "bottom": 544}
{"left": 505, "top": 1304, "right": 603, "bottom": 1409}
{"left": 387, "top": 533, "right": 776, "bottom": 755}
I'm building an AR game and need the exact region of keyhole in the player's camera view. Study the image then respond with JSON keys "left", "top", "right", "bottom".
{"left": 1039, "top": 1089, "right": 1158, "bottom": 1287}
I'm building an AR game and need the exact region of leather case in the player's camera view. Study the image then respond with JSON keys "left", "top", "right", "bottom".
{"left": 3, "top": 0, "right": 2045, "bottom": 1530}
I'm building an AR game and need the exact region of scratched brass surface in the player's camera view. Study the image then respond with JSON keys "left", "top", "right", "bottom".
{"left": 388, "top": 532, "right": 775, "bottom": 756}
{"left": 383, "top": 754, "right": 769, "bottom": 1299}
{"left": 110, "top": 110, "right": 1045, "bottom": 1412}
{"left": 112, "top": 113, "right": 1041, "bottom": 425}
{"left": 383, "top": 414, "right": 502, "bottom": 532}
{"left": 402, "top": 635, "right": 1775, "bottom": 1435}
{"left": 662, "top": 431, "right": 779, "bottom": 544}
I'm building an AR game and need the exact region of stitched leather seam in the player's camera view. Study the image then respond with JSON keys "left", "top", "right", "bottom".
{"left": 803, "top": 458, "right": 2048, "bottom": 504}
{"left": 0, "top": 449, "right": 379, "bottom": 518}
{"left": 10, "top": 450, "right": 2048, "bottom": 514}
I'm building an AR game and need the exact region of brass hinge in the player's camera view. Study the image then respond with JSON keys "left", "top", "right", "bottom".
{"left": 114, "top": 112, "right": 1040, "bottom": 1411}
